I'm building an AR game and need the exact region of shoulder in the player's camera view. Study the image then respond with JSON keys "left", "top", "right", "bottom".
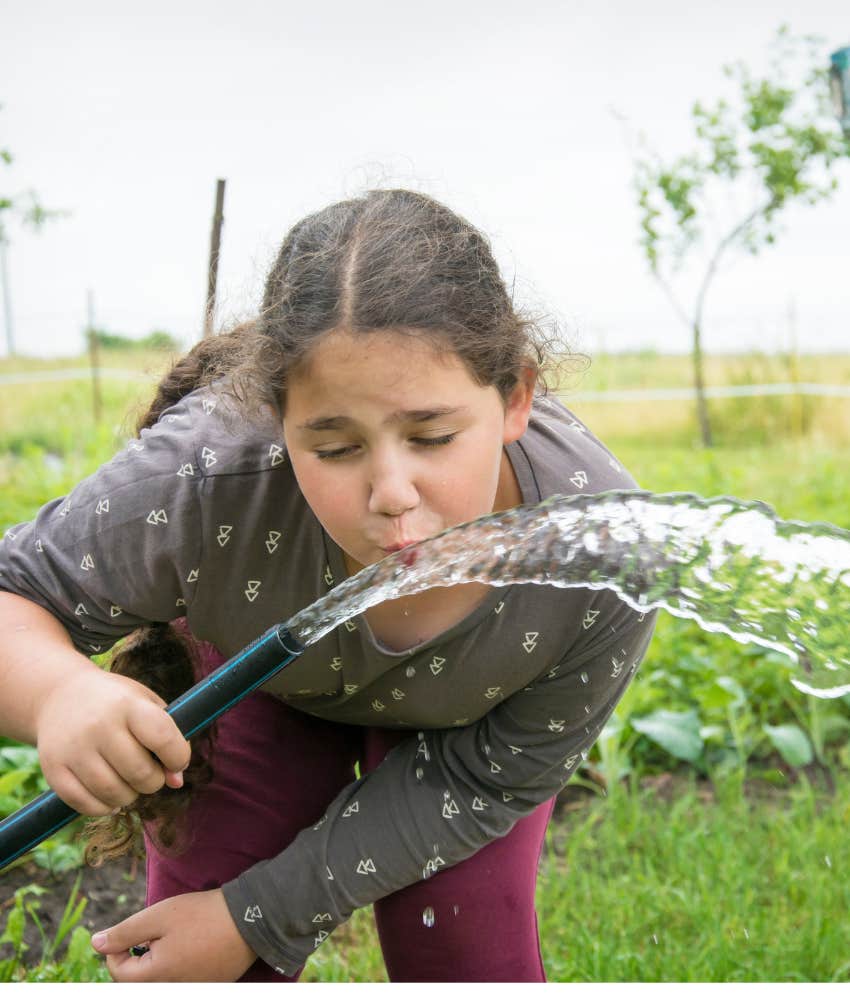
{"left": 508, "top": 393, "right": 637, "bottom": 500}
{"left": 137, "top": 385, "right": 290, "bottom": 481}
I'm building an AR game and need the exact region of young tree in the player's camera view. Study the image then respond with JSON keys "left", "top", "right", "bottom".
{"left": 1, "top": 105, "right": 64, "bottom": 356}
{"left": 632, "top": 26, "right": 850, "bottom": 447}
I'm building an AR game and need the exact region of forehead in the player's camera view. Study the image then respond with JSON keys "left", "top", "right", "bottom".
{"left": 290, "top": 329, "right": 475, "bottom": 391}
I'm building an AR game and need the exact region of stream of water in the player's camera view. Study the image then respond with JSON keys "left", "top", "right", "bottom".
{"left": 285, "top": 489, "right": 850, "bottom": 698}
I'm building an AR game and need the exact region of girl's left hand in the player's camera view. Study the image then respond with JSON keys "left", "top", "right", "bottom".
{"left": 91, "top": 888, "right": 257, "bottom": 982}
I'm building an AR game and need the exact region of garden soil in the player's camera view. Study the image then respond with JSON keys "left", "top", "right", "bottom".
{"left": 1, "top": 851, "right": 146, "bottom": 968}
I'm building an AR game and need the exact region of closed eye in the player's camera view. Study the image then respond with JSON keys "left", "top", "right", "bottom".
{"left": 314, "top": 433, "right": 457, "bottom": 460}
{"left": 411, "top": 433, "right": 457, "bottom": 448}
{"left": 315, "top": 445, "right": 359, "bottom": 460}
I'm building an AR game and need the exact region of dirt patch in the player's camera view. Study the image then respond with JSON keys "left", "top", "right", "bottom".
{"left": 0, "top": 852, "right": 146, "bottom": 964}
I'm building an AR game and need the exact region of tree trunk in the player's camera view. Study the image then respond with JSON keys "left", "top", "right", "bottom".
{"left": 692, "top": 320, "right": 713, "bottom": 448}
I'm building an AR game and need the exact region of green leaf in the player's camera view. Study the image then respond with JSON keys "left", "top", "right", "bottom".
{"left": 0, "top": 906, "right": 26, "bottom": 949}
{"left": 0, "top": 746, "right": 40, "bottom": 771}
{"left": 762, "top": 723, "right": 813, "bottom": 767}
{"left": 0, "top": 769, "right": 32, "bottom": 794}
{"left": 631, "top": 709, "right": 704, "bottom": 762}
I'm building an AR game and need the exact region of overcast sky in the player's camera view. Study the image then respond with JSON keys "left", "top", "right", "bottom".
{"left": 2, "top": 0, "right": 848, "bottom": 359}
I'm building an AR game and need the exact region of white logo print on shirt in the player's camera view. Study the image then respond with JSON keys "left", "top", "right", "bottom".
{"left": 217, "top": 525, "right": 232, "bottom": 547}
{"left": 423, "top": 847, "right": 446, "bottom": 878}
{"left": 570, "top": 470, "right": 589, "bottom": 489}
{"left": 269, "top": 444, "right": 284, "bottom": 466}
{"left": 80, "top": 554, "right": 94, "bottom": 571}
{"left": 244, "top": 580, "right": 261, "bottom": 602}
{"left": 265, "top": 530, "right": 281, "bottom": 553}
{"left": 582, "top": 610, "right": 599, "bottom": 630}
{"left": 429, "top": 656, "right": 445, "bottom": 676}
{"left": 244, "top": 906, "right": 263, "bottom": 923}
{"left": 201, "top": 447, "right": 217, "bottom": 468}
{"left": 356, "top": 859, "right": 376, "bottom": 875}
{"left": 177, "top": 463, "right": 195, "bottom": 477}
{"left": 146, "top": 509, "right": 168, "bottom": 526}
{"left": 522, "top": 632, "right": 539, "bottom": 654}
{"left": 95, "top": 498, "right": 109, "bottom": 514}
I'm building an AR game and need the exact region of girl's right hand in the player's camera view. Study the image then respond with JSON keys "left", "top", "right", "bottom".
{"left": 35, "top": 668, "right": 192, "bottom": 816}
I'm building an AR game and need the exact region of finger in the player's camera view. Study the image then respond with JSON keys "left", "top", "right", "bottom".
{"left": 125, "top": 701, "right": 192, "bottom": 774}
{"left": 48, "top": 763, "right": 134, "bottom": 817}
{"left": 92, "top": 909, "right": 159, "bottom": 955}
{"left": 105, "top": 944, "right": 157, "bottom": 983}
{"left": 96, "top": 731, "right": 171, "bottom": 796}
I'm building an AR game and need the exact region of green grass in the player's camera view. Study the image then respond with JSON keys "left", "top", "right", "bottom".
{"left": 537, "top": 777, "right": 850, "bottom": 982}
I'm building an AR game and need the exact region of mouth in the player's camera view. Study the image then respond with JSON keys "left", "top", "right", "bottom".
{"left": 380, "top": 540, "right": 421, "bottom": 568}
{"left": 381, "top": 541, "right": 419, "bottom": 554}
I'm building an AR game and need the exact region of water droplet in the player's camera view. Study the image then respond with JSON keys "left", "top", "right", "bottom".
{"left": 825, "top": 855, "right": 832, "bottom": 868}
{"left": 453, "top": 905, "right": 460, "bottom": 916}
{"left": 652, "top": 933, "right": 658, "bottom": 945}
{"left": 743, "top": 927, "right": 749, "bottom": 940}
{"left": 406, "top": 666, "right": 416, "bottom": 678}
{"left": 422, "top": 907, "right": 435, "bottom": 928}
{"left": 415, "top": 767, "right": 424, "bottom": 780}
{"left": 580, "top": 671, "right": 589, "bottom": 684}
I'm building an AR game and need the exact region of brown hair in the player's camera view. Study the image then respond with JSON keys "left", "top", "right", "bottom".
{"left": 85, "top": 188, "right": 577, "bottom": 861}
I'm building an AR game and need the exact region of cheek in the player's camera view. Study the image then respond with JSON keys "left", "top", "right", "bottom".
{"left": 290, "top": 458, "right": 356, "bottom": 531}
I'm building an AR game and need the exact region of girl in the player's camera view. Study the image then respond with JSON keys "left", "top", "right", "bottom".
{"left": 0, "top": 189, "right": 655, "bottom": 983}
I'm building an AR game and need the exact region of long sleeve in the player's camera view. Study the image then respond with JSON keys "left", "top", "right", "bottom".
{"left": 221, "top": 595, "right": 655, "bottom": 974}
{"left": 0, "top": 405, "right": 207, "bottom": 652}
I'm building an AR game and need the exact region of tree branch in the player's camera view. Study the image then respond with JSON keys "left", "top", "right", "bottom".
{"left": 693, "top": 199, "right": 777, "bottom": 332}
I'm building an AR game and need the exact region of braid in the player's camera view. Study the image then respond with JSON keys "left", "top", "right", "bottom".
{"left": 83, "top": 624, "right": 218, "bottom": 864}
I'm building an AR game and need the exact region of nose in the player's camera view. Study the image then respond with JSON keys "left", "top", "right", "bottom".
{"left": 367, "top": 452, "right": 419, "bottom": 517}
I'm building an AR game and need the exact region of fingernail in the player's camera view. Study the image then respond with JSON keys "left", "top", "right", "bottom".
{"left": 91, "top": 931, "right": 107, "bottom": 949}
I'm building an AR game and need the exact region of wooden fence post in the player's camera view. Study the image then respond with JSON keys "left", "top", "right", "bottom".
{"left": 203, "top": 179, "right": 226, "bottom": 338}
{"left": 87, "top": 288, "right": 102, "bottom": 423}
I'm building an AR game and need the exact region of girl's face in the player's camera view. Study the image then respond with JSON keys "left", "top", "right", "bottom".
{"left": 283, "top": 329, "right": 534, "bottom": 574}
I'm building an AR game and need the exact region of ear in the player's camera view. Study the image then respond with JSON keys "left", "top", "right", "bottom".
{"left": 502, "top": 368, "right": 536, "bottom": 445}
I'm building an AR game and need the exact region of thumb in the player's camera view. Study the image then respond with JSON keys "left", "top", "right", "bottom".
{"left": 91, "top": 912, "right": 155, "bottom": 955}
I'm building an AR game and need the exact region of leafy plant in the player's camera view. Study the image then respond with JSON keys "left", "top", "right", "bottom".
{"left": 0, "top": 877, "right": 108, "bottom": 982}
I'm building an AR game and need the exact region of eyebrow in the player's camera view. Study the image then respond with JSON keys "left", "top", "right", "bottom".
{"left": 297, "top": 407, "right": 467, "bottom": 432}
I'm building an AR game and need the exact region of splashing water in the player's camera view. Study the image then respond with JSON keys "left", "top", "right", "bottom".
{"left": 286, "top": 490, "right": 850, "bottom": 698}
{"left": 422, "top": 907, "right": 436, "bottom": 928}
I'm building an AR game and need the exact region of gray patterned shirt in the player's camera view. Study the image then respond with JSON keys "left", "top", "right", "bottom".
{"left": 0, "top": 387, "right": 655, "bottom": 973}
